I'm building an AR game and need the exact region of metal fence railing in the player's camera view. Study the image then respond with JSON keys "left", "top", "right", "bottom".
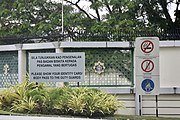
{"left": 65, "top": 48, "right": 134, "bottom": 87}
{"left": 0, "top": 29, "right": 180, "bottom": 44}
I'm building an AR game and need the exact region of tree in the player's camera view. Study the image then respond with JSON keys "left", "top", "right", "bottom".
{"left": 61, "top": 0, "right": 141, "bottom": 41}
{"left": 138, "top": 0, "right": 180, "bottom": 29}
{"left": 64, "top": 0, "right": 180, "bottom": 41}
{"left": 0, "top": 0, "right": 74, "bottom": 43}
{"left": 1, "top": 0, "right": 180, "bottom": 43}
{"left": 64, "top": 0, "right": 143, "bottom": 32}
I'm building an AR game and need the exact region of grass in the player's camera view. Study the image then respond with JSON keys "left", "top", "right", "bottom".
{"left": 108, "top": 114, "right": 180, "bottom": 120}
{"left": 0, "top": 109, "right": 180, "bottom": 120}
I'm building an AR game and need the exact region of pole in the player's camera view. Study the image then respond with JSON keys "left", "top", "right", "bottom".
{"left": 135, "top": 94, "right": 141, "bottom": 115}
{"left": 156, "top": 95, "right": 159, "bottom": 117}
{"left": 58, "top": 0, "right": 64, "bottom": 47}
{"left": 139, "top": 95, "right": 142, "bottom": 116}
{"left": 61, "top": 0, "right": 64, "bottom": 39}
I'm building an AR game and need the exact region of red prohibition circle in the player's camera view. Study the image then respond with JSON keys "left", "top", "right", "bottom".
{"left": 141, "top": 40, "right": 154, "bottom": 53}
{"left": 141, "top": 60, "right": 154, "bottom": 72}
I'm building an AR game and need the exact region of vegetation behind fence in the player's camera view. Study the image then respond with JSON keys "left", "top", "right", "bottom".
{"left": 0, "top": 29, "right": 180, "bottom": 44}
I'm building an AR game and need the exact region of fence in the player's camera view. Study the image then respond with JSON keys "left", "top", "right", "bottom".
{"left": 0, "top": 51, "right": 18, "bottom": 88}
{"left": 1, "top": 29, "right": 180, "bottom": 44}
{"left": 65, "top": 48, "right": 133, "bottom": 87}
{"left": 0, "top": 42, "right": 133, "bottom": 88}
{"left": 0, "top": 41, "right": 180, "bottom": 118}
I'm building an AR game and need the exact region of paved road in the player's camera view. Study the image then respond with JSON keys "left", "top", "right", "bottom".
{"left": 0, "top": 115, "right": 105, "bottom": 120}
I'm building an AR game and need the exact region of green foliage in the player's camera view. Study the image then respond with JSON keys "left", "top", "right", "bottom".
{"left": 46, "top": 87, "right": 72, "bottom": 114}
{"left": 10, "top": 96, "right": 36, "bottom": 113}
{"left": 0, "top": 79, "right": 47, "bottom": 113}
{"left": 0, "top": 81, "right": 123, "bottom": 117}
{"left": 67, "top": 87, "right": 88, "bottom": 115}
{"left": 0, "top": 0, "right": 73, "bottom": 38}
{"left": 47, "top": 87, "right": 123, "bottom": 117}
{"left": 1, "top": 0, "right": 178, "bottom": 42}
{"left": 0, "top": 87, "right": 16, "bottom": 110}
{"left": 83, "top": 88, "right": 122, "bottom": 117}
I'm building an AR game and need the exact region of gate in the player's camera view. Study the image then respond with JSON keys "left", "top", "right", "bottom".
{"left": 65, "top": 48, "right": 134, "bottom": 87}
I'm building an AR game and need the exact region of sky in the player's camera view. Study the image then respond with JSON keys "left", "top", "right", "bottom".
{"left": 167, "top": 2, "right": 177, "bottom": 21}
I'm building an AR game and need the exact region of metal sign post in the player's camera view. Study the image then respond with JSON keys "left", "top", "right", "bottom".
{"left": 135, "top": 37, "right": 160, "bottom": 116}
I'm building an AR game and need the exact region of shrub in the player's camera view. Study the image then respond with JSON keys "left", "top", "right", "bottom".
{"left": 67, "top": 87, "right": 88, "bottom": 115}
{"left": 0, "top": 82, "right": 124, "bottom": 117}
{"left": 0, "top": 80, "right": 47, "bottom": 113}
{"left": 10, "top": 96, "right": 36, "bottom": 113}
{"left": 45, "top": 87, "right": 72, "bottom": 115}
{"left": 49, "top": 87, "right": 123, "bottom": 117}
{"left": 0, "top": 87, "right": 16, "bottom": 110}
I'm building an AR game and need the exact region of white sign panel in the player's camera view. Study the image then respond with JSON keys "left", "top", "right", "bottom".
{"left": 135, "top": 37, "right": 159, "bottom": 95}
{"left": 136, "top": 57, "right": 159, "bottom": 76}
{"left": 29, "top": 53, "right": 85, "bottom": 82}
{"left": 135, "top": 37, "right": 159, "bottom": 57}
{"left": 136, "top": 76, "right": 160, "bottom": 95}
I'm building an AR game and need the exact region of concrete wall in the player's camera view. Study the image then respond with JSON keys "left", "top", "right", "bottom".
{"left": 160, "top": 47, "right": 180, "bottom": 87}
{"left": 100, "top": 87, "right": 180, "bottom": 118}
{"left": 114, "top": 94, "right": 180, "bottom": 118}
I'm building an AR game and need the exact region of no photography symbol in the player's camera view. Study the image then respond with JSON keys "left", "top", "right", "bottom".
{"left": 141, "top": 40, "right": 154, "bottom": 53}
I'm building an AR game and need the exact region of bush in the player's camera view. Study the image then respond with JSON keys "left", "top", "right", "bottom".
{"left": 0, "top": 80, "right": 47, "bottom": 113}
{"left": 0, "top": 82, "right": 124, "bottom": 117}
{"left": 0, "top": 87, "right": 16, "bottom": 110}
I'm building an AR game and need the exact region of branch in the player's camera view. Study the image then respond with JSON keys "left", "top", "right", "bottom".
{"left": 104, "top": 0, "right": 112, "bottom": 14}
{"left": 174, "top": 1, "right": 180, "bottom": 23}
{"left": 89, "top": 0, "right": 101, "bottom": 21}
{"left": 64, "top": 0, "right": 92, "bottom": 19}
{"left": 89, "top": 13, "right": 98, "bottom": 19}
{"left": 158, "top": 0, "right": 173, "bottom": 25}
{"left": 95, "top": 9, "right": 101, "bottom": 21}
{"left": 75, "top": 0, "right": 81, "bottom": 4}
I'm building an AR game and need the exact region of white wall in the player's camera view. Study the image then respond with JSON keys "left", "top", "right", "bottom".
{"left": 160, "top": 47, "right": 180, "bottom": 87}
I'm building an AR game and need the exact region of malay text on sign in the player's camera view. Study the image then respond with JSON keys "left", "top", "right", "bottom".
{"left": 29, "top": 53, "right": 85, "bottom": 82}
